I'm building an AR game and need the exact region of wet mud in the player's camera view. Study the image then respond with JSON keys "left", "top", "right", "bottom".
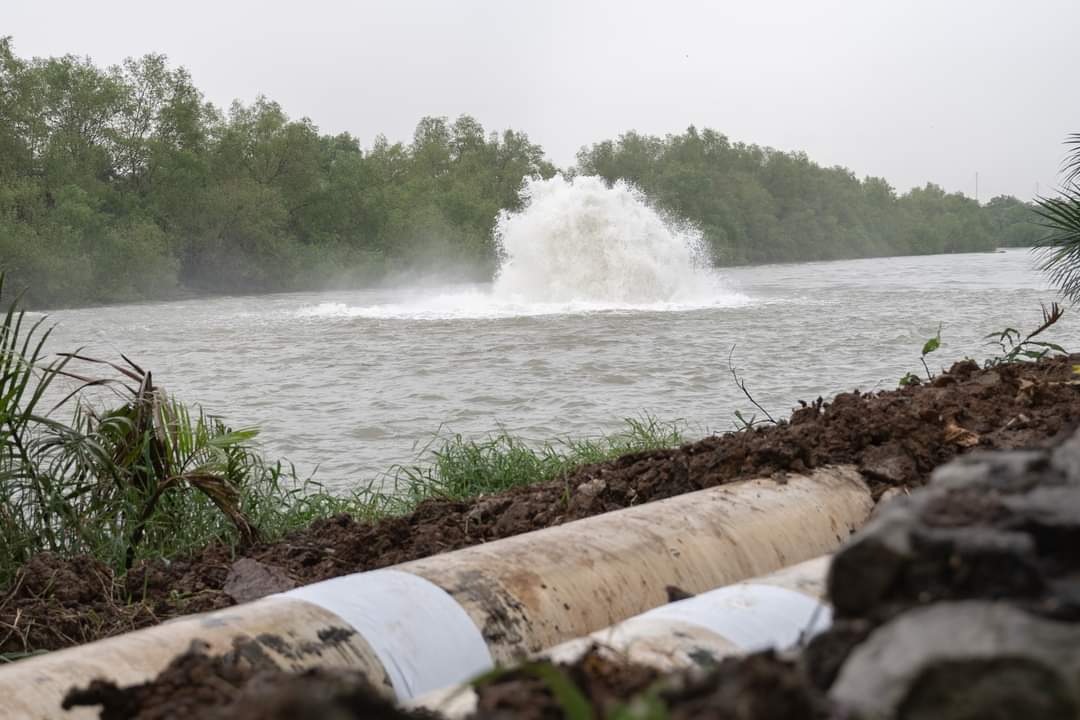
{"left": 62, "top": 638, "right": 430, "bottom": 720}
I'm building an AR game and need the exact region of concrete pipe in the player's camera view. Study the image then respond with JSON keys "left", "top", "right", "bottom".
{"left": 544, "top": 553, "right": 831, "bottom": 667}
{"left": 414, "top": 555, "right": 832, "bottom": 717}
{"left": 0, "top": 466, "right": 871, "bottom": 718}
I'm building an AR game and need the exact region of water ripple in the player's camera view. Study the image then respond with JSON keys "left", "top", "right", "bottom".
{"left": 42, "top": 249, "right": 1076, "bottom": 491}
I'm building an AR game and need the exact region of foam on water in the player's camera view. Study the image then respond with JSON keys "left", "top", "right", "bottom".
{"left": 493, "top": 175, "right": 722, "bottom": 304}
{"left": 296, "top": 175, "right": 747, "bottom": 320}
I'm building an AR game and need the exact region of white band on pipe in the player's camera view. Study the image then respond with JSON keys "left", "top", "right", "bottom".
{"left": 642, "top": 583, "right": 831, "bottom": 651}
{"left": 279, "top": 569, "right": 492, "bottom": 699}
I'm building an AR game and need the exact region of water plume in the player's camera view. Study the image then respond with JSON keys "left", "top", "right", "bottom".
{"left": 297, "top": 176, "right": 745, "bottom": 320}
{"left": 492, "top": 176, "right": 717, "bottom": 304}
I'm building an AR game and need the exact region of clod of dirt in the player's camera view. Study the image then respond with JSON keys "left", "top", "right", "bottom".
{"left": 62, "top": 638, "right": 426, "bottom": 720}
{"left": 222, "top": 558, "right": 296, "bottom": 604}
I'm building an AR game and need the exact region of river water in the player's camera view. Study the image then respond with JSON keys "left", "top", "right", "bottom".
{"left": 42, "top": 178, "right": 1077, "bottom": 491}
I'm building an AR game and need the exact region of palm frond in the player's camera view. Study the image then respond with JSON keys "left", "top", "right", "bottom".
{"left": 0, "top": 275, "right": 276, "bottom": 583}
{"left": 1064, "top": 132, "right": 1080, "bottom": 187}
{"left": 1035, "top": 186, "right": 1080, "bottom": 302}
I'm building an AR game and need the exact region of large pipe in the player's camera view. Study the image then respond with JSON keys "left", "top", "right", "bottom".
{"left": 545, "top": 554, "right": 830, "bottom": 667}
{"left": 0, "top": 466, "right": 871, "bottom": 718}
{"left": 414, "top": 556, "right": 831, "bottom": 717}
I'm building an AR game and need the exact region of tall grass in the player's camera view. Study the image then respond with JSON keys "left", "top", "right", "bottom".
{"left": 375, "top": 415, "right": 687, "bottom": 511}
{"left": 0, "top": 277, "right": 689, "bottom": 587}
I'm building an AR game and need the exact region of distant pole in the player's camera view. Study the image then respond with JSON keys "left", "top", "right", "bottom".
{"left": 975, "top": 171, "right": 979, "bottom": 204}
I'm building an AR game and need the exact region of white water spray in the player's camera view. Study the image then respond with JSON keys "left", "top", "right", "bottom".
{"left": 297, "top": 175, "right": 746, "bottom": 320}
{"left": 492, "top": 176, "right": 717, "bottom": 304}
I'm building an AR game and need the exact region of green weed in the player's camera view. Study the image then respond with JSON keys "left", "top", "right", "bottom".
{"left": 900, "top": 324, "right": 942, "bottom": 386}
{"left": 900, "top": 305, "right": 1068, "bottom": 387}
{"left": 983, "top": 302, "right": 1066, "bottom": 367}
{"left": 381, "top": 415, "right": 687, "bottom": 508}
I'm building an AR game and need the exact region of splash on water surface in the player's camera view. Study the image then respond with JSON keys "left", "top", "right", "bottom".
{"left": 297, "top": 176, "right": 747, "bottom": 320}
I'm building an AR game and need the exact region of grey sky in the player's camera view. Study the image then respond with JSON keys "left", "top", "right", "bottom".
{"left": 7, "top": 0, "right": 1079, "bottom": 200}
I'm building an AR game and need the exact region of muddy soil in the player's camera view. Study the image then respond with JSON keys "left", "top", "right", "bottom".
{"left": 62, "top": 638, "right": 431, "bottom": 720}
{"left": 61, "top": 640, "right": 824, "bottom": 720}
{"left": 5, "top": 356, "right": 1080, "bottom": 657}
{"left": 469, "top": 649, "right": 829, "bottom": 720}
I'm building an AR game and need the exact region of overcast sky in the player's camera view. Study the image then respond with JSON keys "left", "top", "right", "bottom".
{"left": 7, "top": 0, "right": 1079, "bottom": 200}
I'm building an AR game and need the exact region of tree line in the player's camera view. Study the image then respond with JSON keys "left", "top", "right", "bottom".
{"left": 576, "top": 130, "right": 1041, "bottom": 264}
{"left": 0, "top": 38, "right": 1041, "bottom": 307}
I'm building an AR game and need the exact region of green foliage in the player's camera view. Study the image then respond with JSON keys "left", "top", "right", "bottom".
{"left": 900, "top": 325, "right": 942, "bottom": 386}
{"left": 897, "top": 372, "right": 921, "bottom": 387}
{"left": 922, "top": 330, "right": 942, "bottom": 356}
{"left": 1063, "top": 133, "right": 1080, "bottom": 187}
{"left": 1036, "top": 190, "right": 1080, "bottom": 303}
{"left": 0, "top": 282, "right": 302, "bottom": 583}
{"left": 1035, "top": 134, "right": 1080, "bottom": 303}
{"left": 577, "top": 127, "right": 1036, "bottom": 265}
{"left": 0, "top": 38, "right": 553, "bottom": 307}
{"left": 0, "top": 37, "right": 1042, "bottom": 307}
{"left": 0, "top": 277, "right": 363, "bottom": 584}
{"left": 983, "top": 195, "right": 1043, "bottom": 247}
{"left": 380, "top": 415, "right": 686, "bottom": 511}
{"left": 900, "top": 305, "right": 1067, "bottom": 386}
{"left": 983, "top": 302, "right": 1066, "bottom": 367}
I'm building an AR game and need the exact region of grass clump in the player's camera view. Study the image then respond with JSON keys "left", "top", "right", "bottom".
{"left": 378, "top": 415, "right": 687, "bottom": 511}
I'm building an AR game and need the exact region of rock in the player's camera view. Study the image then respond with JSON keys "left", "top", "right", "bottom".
{"left": 859, "top": 444, "right": 916, "bottom": 486}
{"left": 569, "top": 477, "right": 607, "bottom": 514}
{"left": 830, "top": 601, "right": 1080, "bottom": 719}
{"left": 826, "top": 505, "right": 914, "bottom": 617}
{"left": 1050, "top": 429, "right": 1080, "bottom": 481}
{"left": 932, "top": 449, "right": 1052, "bottom": 493}
{"left": 819, "top": 425, "right": 1080, "bottom": 716}
{"left": 223, "top": 559, "right": 296, "bottom": 604}
{"left": 465, "top": 496, "right": 512, "bottom": 527}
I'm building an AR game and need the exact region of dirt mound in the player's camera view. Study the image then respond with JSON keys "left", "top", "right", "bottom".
{"left": 0, "top": 554, "right": 158, "bottom": 659}
{"left": 4, "top": 356, "right": 1080, "bottom": 656}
